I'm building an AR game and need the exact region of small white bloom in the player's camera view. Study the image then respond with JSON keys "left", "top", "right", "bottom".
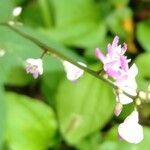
{"left": 63, "top": 61, "right": 86, "bottom": 81}
{"left": 12, "top": 6, "right": 22, "bottom": 16}
{"left": 25, "top": 58, "right": 43, "bottom": 79}
{"left": 118, "top": 110, "right": 143, "bottom": 144}
{"left": 116, "top": 64, "right": 138, "bottom": 97}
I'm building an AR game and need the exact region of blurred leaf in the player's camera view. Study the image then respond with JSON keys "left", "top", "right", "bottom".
{"left": 0, "top": 26, "right": 41, "bottom": 71}
{"left": 107, "top": 7, "right": 133, "bottom": 38}
{"left": 47, "top": 22, "right": 107, "bottom": 48}
{"left": 56, "top": 68, "right": 115, "bottom": 145}
{"left": 6, "top": 92, "right": 57, "bottom": 150}
{"left": 77, "top": 132, "right": 102, "bottom": 150}
{"left": 101, "top": 126, "right": 150, "bottom": 150}
{"left": 51, "top": 0, "right": 98, "bottom": 27}
{"left": 134, "top": 53, "right": 150, "bottom": 90}
{"left": 136, "top": 19, "right": 150, "bottom": 52}
{"left": 110, "top": 0, "right": 129, "bottom": 7}
{"left": 0, "top": 0, "right": 13, "bottom": 22}
{"left": 6, "top": 67, "right": 33, "bottom": 86}
{"left": 40, "top": 0, "right": 107, "bottom": 49}
{"left": 99, "top": 141, "right": 131, "bottom": 150}
{"left": 41, "top": 71, "right": 63, "bottom": 106}
{"left": 117, "top": 103, "right": 134, "bottom": 121}
{"left": 21, "top": 0, "right": 46, "bottom": 27}
{"left": 0, "top": 86, "right": 6, "bottom": 148}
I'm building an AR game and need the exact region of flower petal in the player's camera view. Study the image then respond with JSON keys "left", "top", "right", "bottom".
{"left": 63, "top": 61, "right": 86, "bottom": 81}
{"left": 95, "top": 48, "right": 106, "bottom": 63}
{"left": 129, "top": 63, "right": 138, "bottom": 77}
{"left": 118, "top": 111, "right": 143, "bottom": 144}
{"left": 118, "top": 122, "right": 143, "bottom": 144}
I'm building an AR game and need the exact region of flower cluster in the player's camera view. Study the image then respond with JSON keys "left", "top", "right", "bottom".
{"left": 96, "top": 36, "right": 143, "bottom": 144}
{"left": 95, "top": 36, "right": 137, "bottom": 105}
{"left": 24, "top": 36, "right": 143, "bottom": 144}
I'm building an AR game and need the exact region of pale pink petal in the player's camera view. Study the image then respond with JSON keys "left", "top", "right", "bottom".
{"left": 118, "top": 111, "right": 143, "bottom": 144}
{"left": 107, "top": 44, "right": 113, "bottom": 57}
{"left": 95, "top": 48, "right": 106, "bottom": 63}
{"left": 121, "top": 43, "right": 127, "bottom": 54}
{"left": 125, "top": 110, "right": 139, "bottom": 123}
{"left": 120, "top": 56, "right": 129, "bottom": 71}
{"left": 106, "top": 69, "right": 121, "bottom": 79}
{"left": 128, "top": 63, "right": 138, "bottom": 77}
{"left": 112, "top": 36, "right": 119, "bottom": 47}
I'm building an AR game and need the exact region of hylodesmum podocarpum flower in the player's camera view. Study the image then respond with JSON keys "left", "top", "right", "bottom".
{"left": 25, "top": 58, "right": 43, "bottom": 79}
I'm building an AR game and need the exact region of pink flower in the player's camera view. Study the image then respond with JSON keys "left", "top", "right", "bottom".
{"left": 95, "top": 36, "right": 129, "bottom": 79}
{"left": 26, "top": 58, "right": 43, "bottom": 79}
{"left": 118, "top": 110, "right": 143, "bottom": 144}
{"left": 96, "top": 36, "right": 138, "bottom": 104}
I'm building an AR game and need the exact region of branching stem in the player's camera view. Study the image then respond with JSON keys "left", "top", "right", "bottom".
{"left": 0, "top": 22, "right": 137, "bottom": 99}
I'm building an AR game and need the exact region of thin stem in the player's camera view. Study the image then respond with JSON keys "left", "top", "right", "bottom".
{"left": 0, "top": 22, "right": 136, "bottom": 99}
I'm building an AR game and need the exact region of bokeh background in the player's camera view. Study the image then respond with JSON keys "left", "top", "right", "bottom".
{"left": 0, "top": 0, "right": 150, "bottom": 149}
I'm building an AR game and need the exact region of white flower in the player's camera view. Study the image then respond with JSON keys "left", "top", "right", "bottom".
{"left": 118, "top": 110, "right": 143, "bottom": 144}
{"left": 25, "top": 58, "right": 43, "bottom": 79}
{"left": 63, "top": 61, "right": 86, "bottom": 81}
{"left": 12, "top": 6, "right": 22, "bottom": 16}
{"left": 116, "top": 64, "right": 138, "bottom": 105}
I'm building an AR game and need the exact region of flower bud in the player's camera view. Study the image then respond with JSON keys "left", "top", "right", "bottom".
{"left": 114, "top": 102, "right": 123, "bottom": 116}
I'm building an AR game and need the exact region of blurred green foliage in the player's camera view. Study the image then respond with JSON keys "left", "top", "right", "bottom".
{"left": 0, "top": 0, "right": 150, "bottom": 149}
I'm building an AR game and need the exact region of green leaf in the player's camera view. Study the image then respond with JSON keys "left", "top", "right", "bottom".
{"left": 0, "top": 86, "right": 6, "bottom": 148}
{"left": 47, "top": 22, "right": 107, "bottom": 48}
{"left": 107, "top": 7, "right": 132, "bottom": 38}
{"left": 56, "top": 69, "right": 115, "bottom": 145}
{"left": 41, "top": 71, "right": 63, "bottom": 106}
{"left": 110, "top": 0, "right": 129, "bottom": 7}
{"left": 136, "top": 19, "right": 150, "bottom": 51}
{"left": 6, "top": 92, "right": 57, "bottom": 150}
{"left": 0, "top": 26, "right": 41, "bottom": 71}
{"left": 0, "top": 0, "right": 14, "bottom": 22}
{"left": 51, "top": 0, "right": 98, "bottom": 27}
{"left": 134, "top": 53, "right": 150, "bottom": 90}
{"left": 6, "top": 67, "right": 33, "bottom": 86}
{"left": 39, "top": 0, "right": 107, "bottom": 49}
{"left": 77, "top": 132, "right": 102, "bottom": 150}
